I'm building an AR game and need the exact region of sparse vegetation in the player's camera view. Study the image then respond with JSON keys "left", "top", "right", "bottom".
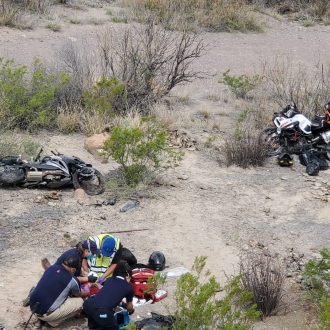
{"left": 103, "top": 117, "right": 184, "bottom": 186}
{"left": 223, "top": 129, "right": 268, "bottom": 168}
{"left": 0, "top": 131, "right": 41, "bottom": 159}
{"left": 219, "top": 69, "right": 263, "bottom": 99}
{"left": 303, "top": 248, "right": 330, "bottom": 329}
{"left": 170, "top": 256, "right": 260, "bottom": 329}
{"left": 131, "top": 0, "right": 263, "bottom": 32}
{"left": 239, "top": 252, "right": 286, "bottom": 318}
{"left": 0, "top": 58, "right": 70, "bottom": 131}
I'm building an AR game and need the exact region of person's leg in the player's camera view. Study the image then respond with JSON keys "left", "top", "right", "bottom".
{"left": 39, "top": 297, "right": 83, "bottom": 327}
{"left": 83, "top": 299, "right": 117, "bottom": 330}
{"left": 83, "top": 297, "right": 100, "bottom": 329}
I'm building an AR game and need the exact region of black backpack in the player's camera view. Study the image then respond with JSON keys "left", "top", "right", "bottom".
{"left": 300, "top": 150, "right": 320, "bottom": 176}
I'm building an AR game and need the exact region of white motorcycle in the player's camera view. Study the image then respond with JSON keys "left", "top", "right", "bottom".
{"left": 260, "top": 102, "right": 330, "bottom": 158}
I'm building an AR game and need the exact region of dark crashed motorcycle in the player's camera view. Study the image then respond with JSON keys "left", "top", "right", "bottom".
{"left": 0, "top": 149, "right": 105, "bottom": 195}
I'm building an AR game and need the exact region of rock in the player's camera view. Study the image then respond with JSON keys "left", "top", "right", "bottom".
{"left": 249, "top": 240, "right": 258, "bottom": 247}
{"left": 169, "top": 180, "right": 180, "bottom": 187}
{"left": 155, "top": 174, "right": 168, "bottom": 185}
{"left": 263, "top": 207, "right": 270, "bottom": 214}
{"left": 178, "top": 174, "right": 188, "bottom": 180}
{"left": 73, "top": 188, "right": 91, "bottom": 204}
{"left": 84, "top": 133, "right": 110, "bottom": 163}
{"left": 198, "top": 183, "right": 208, "bottom": 190}
{"left": 69, "top": 239, "right": 79, "bottom": 247}
{"left": 241, "top": 244, "right": 249, "bottom": 251}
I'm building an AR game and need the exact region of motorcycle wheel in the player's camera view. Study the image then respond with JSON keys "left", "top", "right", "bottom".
{"left": 0, "top": 167, "right": 25, "bottom": 185}
{"left": 72, "top": 169, "right": 105, "bottom": 196}
{"left": 259, "top": 127, "right": 284, "bottom": 156}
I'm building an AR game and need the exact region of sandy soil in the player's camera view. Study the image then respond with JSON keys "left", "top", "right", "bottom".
{"left": 1, "top": 3, "right": 330, "bottom": 330}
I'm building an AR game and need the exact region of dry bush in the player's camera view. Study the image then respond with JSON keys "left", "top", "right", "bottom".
{"left": 131, "top": 0, "right": 263, "bottom": 32}
{"left": 246, "top": 0, "right": 330, "bottom": 21}
{"left": 0, "top": 0, "right": 53, "bottom": 28}
{"left": 259, "top": 55, "right": 330, "bottom": 119}
{"left": 95, "top": 20, "right": 206, "bottom": 112}
{"left": 241, "top": 97, "right": 278, "bottom": 130}
{"left": 109, "top": 108, "right": 143, "bottom": 128}
{"left": 0, "top": 130, "right": 41, "bottom": 158}
{"left": 239, "top": 253, "right": 286, "bottom": 318}
{"left": 54, "top": 19, "right": 206, "bottom": 117}
{"left": 56, "top": 105, "right": 81, "bottom": 134}
{"left": 54, "top": 38, "right": 100, "bottom": 98}
{"left": 150, "top": 101, "right": 188, "bottom": 131}
{"left": 80, "top": 111, "right": 110, "bottom": 136}
{"left": 223, "top": 128, "right": 268, "bottom": 168}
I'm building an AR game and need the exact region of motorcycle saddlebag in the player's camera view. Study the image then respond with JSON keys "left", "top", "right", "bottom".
{"left": 277, "top": 153, "right": 293, "bottom": 167}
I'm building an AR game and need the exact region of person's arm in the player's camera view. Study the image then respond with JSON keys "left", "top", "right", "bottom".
{"left": 77, "top": 276, "right": 88, "bottom": 283}
{"left": 126, "top": 301, "right": 134, "bottom": 314}
{"left": 78, "top": 289, "right": 89, "bottom": 299}
{"left": 77, "top": 274, "right": 98, "bottom": 284}
{"left": 102, "top": 263, "right": 117, "bottom": 278}
{"left": 91, "top": 282, "right": 103, "bottom": 290}
{"left": 71, "top": 276, "right": 88, "bottom": 299}
{"left": 82, "top": 259, "right": 89, "bottom": 272}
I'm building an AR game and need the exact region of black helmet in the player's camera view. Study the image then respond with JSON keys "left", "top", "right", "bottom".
{"left": 148, "top": 251, "right": 166, "bottom": 271}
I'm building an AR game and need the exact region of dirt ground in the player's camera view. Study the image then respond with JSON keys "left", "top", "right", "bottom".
{"left": 1, "top": 3, "right": 330, "bottom": 330}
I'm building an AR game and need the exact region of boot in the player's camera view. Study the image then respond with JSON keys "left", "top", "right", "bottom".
{"left": 41, "top": 257, "right": 51, "bottom": 270}
{"left": 22, "top": 286, "right": 36, "bottom": 307}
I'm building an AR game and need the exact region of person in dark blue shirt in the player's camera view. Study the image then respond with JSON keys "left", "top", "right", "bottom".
{"left": 30, "top": 255, "right": 88, "bottom": 327}
{"left": 83, "top": 261, "right": 134, "bottom": 330}
{"left": 54, "top": 240, "right": 100, "bottom": 283}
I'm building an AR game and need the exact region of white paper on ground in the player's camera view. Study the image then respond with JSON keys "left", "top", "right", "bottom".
{"left": 133, "top": 296, "right": 154, "bottom": 307}
{"left": 161, "top": 267, "right": 190, "bottom": 277}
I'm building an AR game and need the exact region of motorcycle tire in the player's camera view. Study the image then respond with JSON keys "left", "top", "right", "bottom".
{"left": 259, "top": 127, "right": 284, "bottom": 157}
{"left": 0, "top": 167, "right": 25, "bottom": 185}
{"left": 72, "top": 168, "right": 105, "bottom": 196}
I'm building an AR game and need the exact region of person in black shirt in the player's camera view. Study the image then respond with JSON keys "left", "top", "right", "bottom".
{"left": 83, "top": 261, "right": 134, "bottom": 330}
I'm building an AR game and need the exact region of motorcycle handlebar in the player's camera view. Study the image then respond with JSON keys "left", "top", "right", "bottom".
{"left": 35, "top": 148, "right": 43, "bottom": 161}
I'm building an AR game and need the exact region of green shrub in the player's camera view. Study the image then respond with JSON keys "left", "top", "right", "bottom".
{"left": 235, "top": 109, "right": 249, "bottom": 139}
{"left": 171, "top": 256, "right": 260, "bottom": 329}
{"left": 82, "top": 76, "right": 127, "bottom": 117}
{"left": 0, "top": 131, "right": 41, "bottom": 159}
{"left": 0, "top": 58, "right": 70, "bottom": 131}
{"left": 303, "top": 248, "right": 330, "bottom": 301}
{"left": 303, "top": 248, "right": 330, "bottom": 329}
{"left": 103, "top": 117, "right": 184, "bottom": 186}
{"left": 314, "top": 296, "right": 330, "bottom": 330}
{"left": 219, "top": 69, "right": 262, "bottom": 99}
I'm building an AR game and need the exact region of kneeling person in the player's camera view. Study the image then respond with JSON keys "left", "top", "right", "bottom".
{"left": 30, "top": 255, "right": 88, "bottom": 327}
{"left": 83, "top": 261, "right": 134, "bottom": 330}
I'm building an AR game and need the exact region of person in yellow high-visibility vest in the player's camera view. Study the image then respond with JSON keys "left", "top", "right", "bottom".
{"left": 83, "top": 233, "right": 122, "bottom": 284}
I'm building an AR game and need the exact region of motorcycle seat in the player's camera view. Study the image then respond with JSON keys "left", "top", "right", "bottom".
{"left": 311, "top": 118, "right": 324, "bottom": 128}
